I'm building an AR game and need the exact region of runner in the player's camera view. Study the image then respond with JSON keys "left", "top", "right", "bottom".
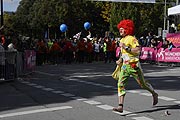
{"left": 113, "top": 19, "right": 158, "bottom": 113}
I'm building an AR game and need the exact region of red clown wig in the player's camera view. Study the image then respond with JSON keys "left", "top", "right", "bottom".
{"left": 117, "top": 19, "right": 135, "bottom": 35}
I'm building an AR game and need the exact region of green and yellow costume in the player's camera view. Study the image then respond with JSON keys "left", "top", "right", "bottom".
{"left": 118, "top": 35, "right": 154, "bottom": 96}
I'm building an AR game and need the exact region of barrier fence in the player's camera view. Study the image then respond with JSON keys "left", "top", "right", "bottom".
{"left": 140, "top": 47, "right": 180, "bottom": 64}
{"left": 1, "top": 47, "right": 179, "bottom": 82}
{"left": 24, "top": 50, "right": 36, "bottom": 73}
{"left": 0, "top": 51, "right": 17, "bottom": 81}
{"left": 0, "top": 50, "right": 36, "bottom": 82}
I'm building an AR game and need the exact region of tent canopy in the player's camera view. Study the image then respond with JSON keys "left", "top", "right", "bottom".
{"left": 168, "top": 5, "right": 180, "bottom": 16}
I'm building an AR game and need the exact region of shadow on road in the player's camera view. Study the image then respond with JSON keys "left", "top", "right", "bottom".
{"left": 122, "top": 104, "right": 180, "bottom": 116}
{"left": 0, "top": 62, "right": 180, "bottom": 113}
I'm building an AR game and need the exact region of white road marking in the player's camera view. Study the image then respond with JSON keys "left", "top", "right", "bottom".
{"left": 0, "top": 106, "right": 72, "bottom": 118}
{"left": 74, "top": 75, "right": 89, "bottom": 78}
{"left": 126, "top": 113, "right": 138, "bottom": 117}
{"left": 42, "top": 88, "right": 54, "bottom": 91}
{"left": 21, "top": 80, "right": 179, "bottom": 105}
{"left": 164, "top": 80, "right": 177, "bottom": 82}
{"left": 27, "top": 83, "right": 37, "bottom": 86}
{"left": 78, "top": 80, "right": 86, "bottom": 83}
{"left": 103, "top": 85, "right": 113, "bottom": 88}
{"left": 96, "top": 105, "right": 114, "bottom": 110}
{"left": 69, "top": 79, "right": 113, "bottom": 88}
{"left": 61, "top": 93, "right": 75, "bottom": 97}
{"left": 34, "top": 85, "right": 44, "bottom": 88}
{"left": 69, "top": 78, "right": 78, "bottom": 81}
{"left": 84, "top": 81, "right": 94, "bottom": 84}
{"left": 158, "top": 96, "right": 176, "bottom": 101}
{"left": 113, "top": 110, "right": 133, "bottom": 115}
{"left": 93, "top": 83, "right": 103, "bottom": 86}
{"left": 52, "top": 91, "right": 64, "bottom": 94}
{"left": 128, "top": 90, "right": 141, "bottom": 93}
{"left": 139, "top": 93, "right": 152, "bottom": 96}
{"left": 113, "top": 87, "right": 117, "bottom": 90}
{"left": 71, "top": 97, "right": 88, "bottom": 101}
{"left": 19, "top": 79, "right": 178, "bottom": 120}
{"left": 20, "top": 81, "right": 30, "bottom": 84}
{"left": 84, "top": 100, "right": 101, "bottom": 105}
{"left": 131, "top": 116, "right": 154, "bottom": 120}
{"left": 174, "top": 101, "right": 180, "bottom": 104}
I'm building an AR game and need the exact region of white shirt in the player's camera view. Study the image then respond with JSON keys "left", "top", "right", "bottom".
{"left": 94, "top": 43, "right": 100, "bottom": 53}
{"left": 8, "top": 43, "right": 17, "bottom": 51}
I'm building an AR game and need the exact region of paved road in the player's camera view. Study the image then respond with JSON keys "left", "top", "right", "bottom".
{"left": 0, "top": 62, "right": 180, "bottom": 120}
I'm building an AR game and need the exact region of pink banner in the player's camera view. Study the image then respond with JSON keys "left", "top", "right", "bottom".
{"left": 24, "top": 50, "right": 36, "bottom": 70}
{"left": 156, "top": 48, "right": 165, "bottom": 62}
{"left": 166, "top": 33, "right": 180, "bottom": 47}
{"left": 140, "top": 47, "right": 180, "bottom": 62}
{"left": 140, "top": 47, "right": 157, "bottom": 61}
{"left": 157, "top": 48, "right": 180, "bottom": 62}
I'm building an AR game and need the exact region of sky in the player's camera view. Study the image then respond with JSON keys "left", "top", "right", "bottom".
{"left": 3, "top": 0, "right": 21, "bottom": 12}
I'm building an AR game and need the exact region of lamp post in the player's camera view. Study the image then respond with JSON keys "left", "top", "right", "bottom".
{"left": 163, "top": 0, "right": 166, "bottom": 31}
{"left": 176, "top": 0, "right": 179, "bottom": 5}
{"left": 0, "top": 0, "right": 3, "bottom": 27}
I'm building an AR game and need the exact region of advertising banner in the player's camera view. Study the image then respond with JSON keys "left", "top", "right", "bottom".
{"left": 140, "top": 47, "right": 180, "bottom": 63}
{"left": 157, "top": 48, "right": 180, "bottom": 62}
{"left": 24, "top": 50, "right": 36, "bottom": 70}
{"left": 140, "top": 47, "right": 157, "bottom": 61}
{"left": 91, "top": 0, "right": 155, "bottom": 3}
{"left": 166, "top": 33, "right": 180, "bottom": 47}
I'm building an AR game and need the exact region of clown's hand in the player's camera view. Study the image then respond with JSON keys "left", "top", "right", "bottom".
{"left": 119, "top": 43, "right": 126, "bottom": 49}
{"left": 116, "top": 58, "right": 123, "bottom": 65}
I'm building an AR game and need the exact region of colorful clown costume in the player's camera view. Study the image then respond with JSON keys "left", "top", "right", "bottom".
{"left": 117, "top": 35, "right": 155, "bottom": 96}
{"left": 113, "top": 19, "right": 158, "bottom": 113}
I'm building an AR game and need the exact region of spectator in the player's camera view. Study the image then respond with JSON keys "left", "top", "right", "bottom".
{"left": 162, "top": 39, "right": 169, "bottom": 49}
{"left": 8, "top": 40, "right": 17, "bottom": 52}
{"left": 93, "top": 40, "right": 100, "bottom": 62}
{"left": 168, "top": 41, "right": 176, "bottom": 50}
{"left": 156, "top": 36, "right": 163, "bottom": 49}
{"left": 150, "top": 37, "right": 157, "bottom": 48}
{"left": 146, "top": 32, "right": 153, "bottom": 47}
{"left": 64, "top": 39, "right": 73, "bottom": 64}
{"left": 0, "top": 36, "right": 5, "bottom": 80}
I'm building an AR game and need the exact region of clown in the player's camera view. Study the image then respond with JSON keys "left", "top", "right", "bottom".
{"left": 113, "top": 19, "right": 158, "bottom": 113}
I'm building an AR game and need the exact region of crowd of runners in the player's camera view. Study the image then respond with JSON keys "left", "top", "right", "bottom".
{"left": 35, "top": 36, "right": 118, "bottom": 65}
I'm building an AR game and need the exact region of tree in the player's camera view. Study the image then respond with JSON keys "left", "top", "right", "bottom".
{"left": 9, "top": 0, "right": 173, "bottom": 39}
{"left": 109, "top": 2, "right": 166, "bottom": 37}
{"left": 10, "top": 0, "right": 110, "bottom": 38}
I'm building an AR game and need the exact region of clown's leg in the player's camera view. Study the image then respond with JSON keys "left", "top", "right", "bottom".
{"left": 132, "top": 68, "right": 158, "bottom": 106}
{"left": 113, "top": 70, "right": 129, "bottom": 112}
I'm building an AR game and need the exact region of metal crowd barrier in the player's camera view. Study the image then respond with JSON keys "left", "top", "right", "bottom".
{"left": 0, "top": 50, "right": 36, "bottom": 82}
{"left": 0, "top": 51, "right": 17, "bottom": 82}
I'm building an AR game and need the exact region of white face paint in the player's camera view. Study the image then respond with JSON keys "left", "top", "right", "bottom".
{"left": 119, "top": 28, "right": 126, "bottom": 37}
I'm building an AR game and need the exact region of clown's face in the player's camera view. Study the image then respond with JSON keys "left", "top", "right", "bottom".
{"left": 119, "top": 28, "right": 126, "bottom": 37}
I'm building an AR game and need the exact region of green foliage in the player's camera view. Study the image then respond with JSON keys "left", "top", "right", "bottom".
{"left": 9, "top": 0, "right": 110, "bottom": 38}
{"left": 109, "top": 2, "right": 166, "bottom": 37}
{"left": 4, "top": 0, "right": 175, "bottom": 39}
{"left": 3, "top": 13, "right": 15, "bottom": 34}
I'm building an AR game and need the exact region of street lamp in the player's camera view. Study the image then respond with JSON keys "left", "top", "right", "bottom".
{"left": 176, "top": 0, "right": 179, "bottom": 5}
{"left": 163, "top": 0, "right": 166, "bottom": 31}
{"left": 0, "top": 0, "right": 3, "bottom": 27}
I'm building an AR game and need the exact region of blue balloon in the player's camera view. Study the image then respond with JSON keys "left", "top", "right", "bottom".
{"left": 84, "top": 22, "right": 91, "bottom": 30}
{"left": 60, "top": 24, "right": 67, "bottom": 32}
